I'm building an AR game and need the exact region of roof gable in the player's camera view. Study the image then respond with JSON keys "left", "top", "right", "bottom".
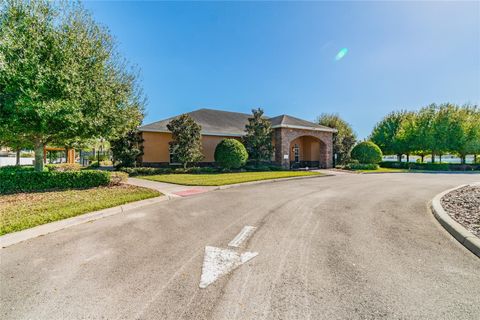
{"left": 139, "top": 109, "right": 336, "bottom": 135}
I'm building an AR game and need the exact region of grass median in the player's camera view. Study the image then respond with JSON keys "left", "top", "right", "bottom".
{"left": 139, "top": 171, "right": 322, "bottom": 186}
{"left": 0, "top": 185, "right": 161, "bottom": 236}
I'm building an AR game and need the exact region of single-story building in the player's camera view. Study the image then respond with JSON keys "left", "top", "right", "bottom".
{"left": 138, "top": 108, "right": 336, "bottom": 169}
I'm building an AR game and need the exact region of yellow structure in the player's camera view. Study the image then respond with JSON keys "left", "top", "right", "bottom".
{"left": 139, "top": 108, "right": 336, "bottom": 169}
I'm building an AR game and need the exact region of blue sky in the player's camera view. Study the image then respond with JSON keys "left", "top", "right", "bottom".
{"left": 85, "top": 1, "right": 479, "bottom": 138}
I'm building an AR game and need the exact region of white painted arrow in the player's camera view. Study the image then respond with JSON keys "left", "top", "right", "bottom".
{"left": 199, "top": 246, "right": 258, "bottom": 288}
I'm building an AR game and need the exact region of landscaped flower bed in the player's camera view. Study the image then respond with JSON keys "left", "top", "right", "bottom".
{"left": 441, "top": 185, "right": 480, "bottom": 237}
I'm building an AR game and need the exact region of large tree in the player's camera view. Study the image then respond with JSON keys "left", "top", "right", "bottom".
{"left": 0, "top": 129, "right": 33, "bottom": 165}
{"left": 453, "top": 105, "right": 480, "bottom": 164}
{"left": 242, "top": 108, "right": 274, "bottom": 164}
{"left": 316, "top": 113, "right": 356, "bottom": 165}
{"left": 370, "top": 110, "right": 409, "bottom": 161}
{"left": 0, "top": 0, "right": 144, "bottom": 171}
{"left": 396, "top": 111, "right": 418, "bottom": 162}
{"left": 110, "top": 131, "right": 144, "bottom": 168}
{"left": 167, "top": 114, "right": 203, "bottom": 169}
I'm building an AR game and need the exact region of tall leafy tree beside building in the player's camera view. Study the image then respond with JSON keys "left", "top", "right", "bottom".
{"left": 316, "top": 113, "right": 356, "bottom": 165}
{"left": 167, "top": 114, "right": 203, "bottom": 169}
{"left": 370, "top": 111, "right": 408, "bottom": 161}
{"left": 110, "top": 131, "right": 144, "bottom": 168}
{"left": 0, "top": 0, "right": 144, "bottom": 171}
{"left": 243, "top": 108, "right": 274, "bottom": 164}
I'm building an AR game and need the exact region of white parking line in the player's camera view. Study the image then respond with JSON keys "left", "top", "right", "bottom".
{"left": 228, "top": 226, "right": 257, "bottom": 248}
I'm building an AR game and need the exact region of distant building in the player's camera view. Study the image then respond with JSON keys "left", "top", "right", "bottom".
{"left": 139, "top": 108, "right": 336, "bottom": 169}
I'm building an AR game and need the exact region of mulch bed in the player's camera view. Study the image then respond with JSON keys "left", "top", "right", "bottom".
{"left": 441, "top": 185, "right": 480, "bottom": 238}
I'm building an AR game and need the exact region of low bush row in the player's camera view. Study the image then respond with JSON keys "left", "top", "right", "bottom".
{"left": 0, "top": 170, "right": 123, "bottom": 194}
{"left": 344, "top": 163, "right": 379, "bottom": 170}
{"left": 379, "top": 161, "right": 480, "bottom": 171}
{"left": 119, "top": 164, "right": 285, "bottom": 176}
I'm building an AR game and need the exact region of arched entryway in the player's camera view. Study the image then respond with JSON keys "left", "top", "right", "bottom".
{"left": 274, "top": 127, "right": 334, "bottom": 169}
{"left": 289, "top": 135, "right": 326, "bottom": 169}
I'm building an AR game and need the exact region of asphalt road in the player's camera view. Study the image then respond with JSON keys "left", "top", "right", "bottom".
{"left": 1, "top": 173, "right": 479, "bottom": 320}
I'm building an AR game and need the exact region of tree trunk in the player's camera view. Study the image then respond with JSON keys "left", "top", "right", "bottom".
{"left": 439, "top": 154, "right": 442, "bottom": 163}
{"left": 421, "top": 155, "right": 424, "bottom": 163}
{"left": 406, "top": 154, "right": 410, "bottom": 163}
{"left": 397, "top": 154, "right": 402, "bottom": 162}
{"left": 15, "top": 149, "right": 21, "bottom": 166}
{"left": 34, "top": 138, "right": 45, "bottom": 172}
{"left": 431, "top": 153, "right": 435, "bottom": 163}
{"left": 475, "top": 154, "right": 477, "bottom": 163}
{"left": 461, "top": 155, "right": 466, "bottom": 164}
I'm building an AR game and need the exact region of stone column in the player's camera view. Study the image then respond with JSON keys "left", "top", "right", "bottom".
{"left": 275, "top": 129, "right": 290, "bottom": 168}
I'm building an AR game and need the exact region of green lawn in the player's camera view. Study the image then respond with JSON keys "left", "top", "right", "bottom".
{"left": 140, "top": 171, "right": 322, "bottom": 186}
{"left": 0, "top": 185, "right": 161, "bottom": 235}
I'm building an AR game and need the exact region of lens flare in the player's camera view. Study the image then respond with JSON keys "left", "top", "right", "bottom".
{"left": 335, "top": 48, "right": 348, "bottom": 61}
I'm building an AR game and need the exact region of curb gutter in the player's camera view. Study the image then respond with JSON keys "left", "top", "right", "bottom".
{"left": 431, "top": 183, "right": 480, "bottom": 258}
{"left": 0, "top": 195, "right": 171, "bottom": 248}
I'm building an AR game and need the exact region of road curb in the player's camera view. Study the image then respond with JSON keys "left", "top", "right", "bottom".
{"left": 430, "top": 183, "right": 480, "bottom": 258}
{"left": 0, "top": 195, "right": 170, "bottom": 248}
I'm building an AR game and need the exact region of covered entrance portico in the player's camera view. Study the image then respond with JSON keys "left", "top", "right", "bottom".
{"left": 289, "top": 135, "right": 324, "bottom": 169}
{"left": 274, "top": 127, "right": 335, "bottom": 169}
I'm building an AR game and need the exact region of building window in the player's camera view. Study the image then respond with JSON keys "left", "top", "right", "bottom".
{"left": 293, "top": 144, "right": 299, "bottom": 163}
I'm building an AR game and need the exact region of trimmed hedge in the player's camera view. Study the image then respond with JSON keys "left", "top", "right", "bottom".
{"left": 118, "top": 164, "right": 285, "bottom": 176}
{"left": 0, "top": 170, "right": 111, "bottom": 194}
{"left": 214, "top": 139, "right": 248, "bottom": 169}
{"left": 344, "top": 163, "right": 379, "bottom": 170}
{"left": 379, "top": 161, "right": 480, "bottom": 171}
{"left": 119, "top": 167, "right": 174, "bottom": 176}
{"left": 0, "top": 165, "right": 37, "bottom": 173}
{"left": 351, "top": 141, "right": 383, "bottom": 164}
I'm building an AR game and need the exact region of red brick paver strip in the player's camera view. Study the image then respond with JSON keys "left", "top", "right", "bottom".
{"left": 173, "top": 188, "right": 211, "bottom": 197}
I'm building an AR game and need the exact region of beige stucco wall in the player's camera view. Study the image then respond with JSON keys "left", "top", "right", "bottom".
{"left": 142, "top": 132, "right": 172, "bottom": 163}
{"left": 141, "top": 131, "right": 240, "bottom": 163}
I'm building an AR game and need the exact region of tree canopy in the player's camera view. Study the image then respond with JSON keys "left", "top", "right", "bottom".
{"left": 316, "top": 113, "right": 356, "bottom": 165}
{"left": 370, "top": 103, "right": 479, "bottom": 163}
{"left": 242, "top": 108, "right": 274, "bottom": 163}
{"left": 370, "top": 111, "right": 408, "bottom": 160}
{"left": 167, "top": 114, "right": 203, "bottom": 169}
{"left": 0, "top": 0, "right": 145, "bottom": 171}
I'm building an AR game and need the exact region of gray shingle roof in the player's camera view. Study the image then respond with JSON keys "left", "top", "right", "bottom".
{"left": 268, "top": 114, "right": 335, "bottom": 131}
{"left": 139, "top": 108, "right": 336, "bottom": 135}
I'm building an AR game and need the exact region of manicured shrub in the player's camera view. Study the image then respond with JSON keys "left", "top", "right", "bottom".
{"left": 0, "top": 165, "right": 36, "bottom": 173}
{"left": 214, "top": 139, "right": 248, "bottom": 169}
{"left": 118, "top": 167, "right": 172, "bottom": 176}
{"left": 351, "top": 141, "right": 383, "bottom": 164}
{"left": 344, "top": 163, "right": 379, "bottom": 170}
{"left": 0, "top": 170, "right": 111, "bottom": 194}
